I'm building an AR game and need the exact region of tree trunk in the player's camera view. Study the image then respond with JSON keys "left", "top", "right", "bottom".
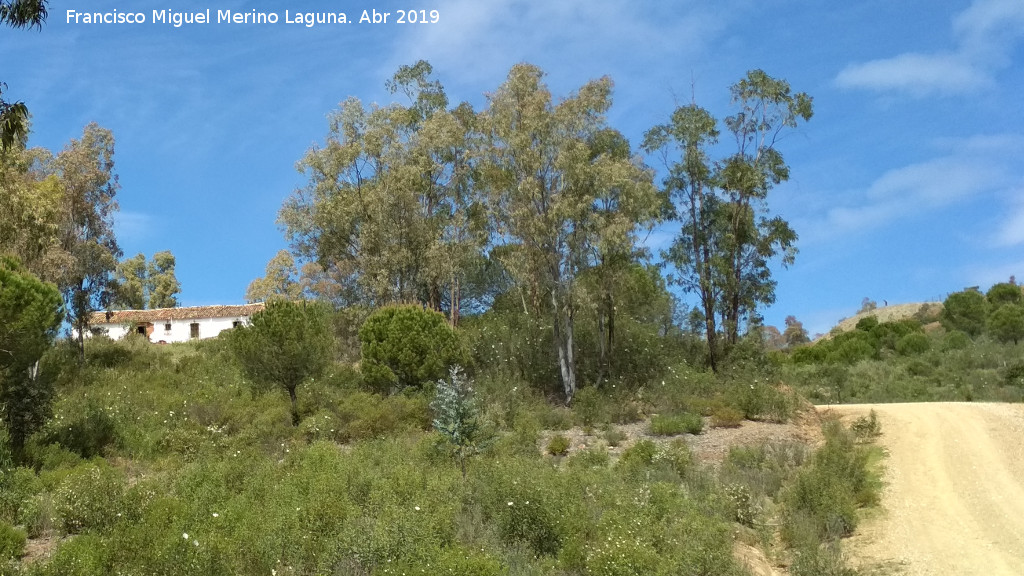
{"left": 449, "top": 276, "right": 460, "bottom": 327}
{"left": 76, "top": 319, "right": 86, "bottom": 365}
{"left": 288, "top": 386, "right": 299, "bottom": 426}
{"left": 551, "top": 289, "right": 576, "bottom": 404}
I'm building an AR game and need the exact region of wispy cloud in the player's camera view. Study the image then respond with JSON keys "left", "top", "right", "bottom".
{"left": 835, "top": 0, "right": 1024, "bottom": 96}
{"left": 385, "top": 0, "right": 725, "bottom": 93}
{"left": 804, "top": 133, "right": 1023, "bottom": 240}
{"left": 993, "top": 192, "right": 1024, "bottom": 247}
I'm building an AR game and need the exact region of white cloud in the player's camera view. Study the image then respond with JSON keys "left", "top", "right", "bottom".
{"left": 384, "top": 0, "right": 724, "bottom": 92}
{"left": 993, "top": 194, "right": 1024, "bottom": 247}
{"left": 835, "top": 52, "right": 991, "bottom": 96}
{"left": 804, "top": 134, "right": 1021, "bottom": 240}
{"left": 835, "top": 0, "right": 1024, "bottom": 96}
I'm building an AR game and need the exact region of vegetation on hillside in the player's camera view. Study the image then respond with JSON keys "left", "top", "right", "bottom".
{"left": 2, "top": 55, "right": 1018, "bottom": 575}
{"left": 784, "top": 285, "right": 1024, "bottom": 404}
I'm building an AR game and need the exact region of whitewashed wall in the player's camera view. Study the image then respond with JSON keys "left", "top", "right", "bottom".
{"left": 92, "top": 316, "right": 251, "bottom": 343}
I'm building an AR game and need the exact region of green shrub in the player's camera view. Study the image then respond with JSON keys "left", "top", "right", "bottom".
{"left": 790, "top": 542, "right": 856, "bottom": 576}
{"left": 711, "top": 405, "right": 743, "bottom": 428}
{"left": 602, "top": 427, "right": 626, "bottom": 447}
{"left": 53, "top": 463, "right": 126, "bottom": 534}
{"left": 734, "top": 382, "right": 793, "bottom": 422}
{"left": 721, "top": 441, "right": 807, "bottom": 499}
{"left": 572, "top": 386, "right": 602, "bottom": 427}
{"left": 616, "top": 439, "right": 693, "bottom": 482}
{"left": 826, "top": 331, "right": 879, "bottom": 364}
{"left": 567, "top": 447, "right": 610, "bottom": 469}
{"left": 781, "top": 421, "right": 880, "bottom": 546}
{"left": 539, "top": 406, "right": 574, "bottom": 431}
{"left": 359, "top": 305, "right": 467, "bottom": 394}
{"left": 0, "top": 467, "right": 40, "bottom": 524}
{"left": 905, "top": 359, "right": 934, "bottom": 377}
{"left": 0, "top": 522, "right": 25, "bottom": 560}
{"left": 986, "top": 282, "right": 1022, "bottom": 309}
{"left": 83, "top": 336, "right": 134, "bottom": 368}
{"left": 854, "top": 316, "right": 878, "bottom": 332}
{"left": 943, "top": 330, "right": 971, "bottom": 351}
{"left": 618, "top": 439, "right": 657, "bottom": 469}
{"left": 32, "top": 533, "right": 109, "bottom": 576}
{"left": 44, "top": 400, "right": 120, "bottom": 459}
{"left": 942, "top": 289, "right": 988, "bottom": 337}
{"left": 988, "top": 304, "right": 1024, "bottom": 345}
{"left": 546, "top": 434, "right": 570, "bottom": 456}
{"left": 649, "top": 412, "right": 703, "bottom": 435}
{"left": 19, "top": 493, "right": 55, "bottom": 538}
{"left": 895, "top": 332, "right": 930, "bottom": 356}
{"left": 1004, "top": 361, "right": 1024, "bottom": 387}
{"left": 724, "top": 483, "right": 758, "bottom": 527}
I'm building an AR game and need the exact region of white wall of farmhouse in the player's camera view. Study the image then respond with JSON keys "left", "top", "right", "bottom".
{"left": 94, "top": 316, "right": 250, "bottom": 343}
{"left": 80, "top": 304, "right": 264, "bottom": 344}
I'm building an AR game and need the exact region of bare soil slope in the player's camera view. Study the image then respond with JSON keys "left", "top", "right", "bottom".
{"left": 820, "top": 402, "right": 1024, "bottom": 575}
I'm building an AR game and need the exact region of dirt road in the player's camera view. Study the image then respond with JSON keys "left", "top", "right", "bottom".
{"left": 819, "top": 402, "right": 1024, "bottom": 575}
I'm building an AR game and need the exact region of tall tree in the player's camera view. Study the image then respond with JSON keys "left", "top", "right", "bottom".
{"left": 114, "top": 251, "right": 180, "bottom": 309}
{"left": 0, "top": 0, "right": 48, "bottom": 150}
{"left": 114, "top": 253, "right": 147, "bottom": 309}
{"left": 280, "top": 61, "right": 485, "bottom": 318}
{"left": 53, "top": 123, "right": 121, "bottom": 360}
{"left": 147, "top": 250, "right": 179, "bottom": 308}
{"left": 246, "top": 249, "right": 305, "bottom": 303}
{"left": 644, "top": 71, "right": 811, "bottom": 370}
{"left": 783, "top": 315, "right": 810, "bottom": 347}
{"left": 717, "top": 70, "right": 810, "bottom": 346}
{"left": 643, "top": 103, "right": 725, "bottom": 370}
{"left": 480, "top": 64, "right": 657, "bottom": 402}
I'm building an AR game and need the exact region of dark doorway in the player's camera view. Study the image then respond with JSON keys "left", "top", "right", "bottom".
{"left": 190, "top": 323, "right": 200, "bottom": 339}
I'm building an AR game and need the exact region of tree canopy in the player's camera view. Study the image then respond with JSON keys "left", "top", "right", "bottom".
{"left": 0, "top": 0, "right": 48, "bottom": 150}
{"left": 227, "top": 300, "right": 333, "bottom": 425}
{"left": 0, "top": 256, "right": 61, "bottom": 458}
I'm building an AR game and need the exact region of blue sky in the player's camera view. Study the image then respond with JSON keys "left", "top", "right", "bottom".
{"left": 3, "top": 0, "right": 1023, "bottom": 335}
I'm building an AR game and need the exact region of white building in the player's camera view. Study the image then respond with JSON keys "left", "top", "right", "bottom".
{"left": 87, "top": 304, "right": 265, "bottom": 343}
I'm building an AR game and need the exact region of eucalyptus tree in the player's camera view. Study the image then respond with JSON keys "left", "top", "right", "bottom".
{"left": 280, "top": 61, "right": 485, "bottom": 321}
{"left": 480, "top": 63, "right": 657, "bottom": 402}
{"left": 246, "top": 249, "right": 305, "bottom": 303}
{"left": 53, "top": 123, "right": 122, "bottom": 360}
{"left": 0, "top": 144, "right": 70, "bottom": 280}
{"left": 114, "top": 253, "right": 147, "bottom": 309}
{"left": 717, "top": 70, "right": 810, "bottom": 346}
{"left": 147, "top": 250, "right": 180, "bottom": 308}
{"left": 644, "top": 71, "right": 811, "bottom": 370}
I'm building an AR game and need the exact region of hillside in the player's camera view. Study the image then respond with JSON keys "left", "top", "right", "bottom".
{"left": 821, "top": 301, "right": 943, "bottom": 340}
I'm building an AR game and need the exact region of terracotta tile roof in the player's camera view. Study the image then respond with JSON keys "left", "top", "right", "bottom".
{"left": 88, "top": 303, "right": 265, "bottom": 325}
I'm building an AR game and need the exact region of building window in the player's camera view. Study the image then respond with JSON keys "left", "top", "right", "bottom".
{"left": 164, "top": 323, "right": 172, "bottom": 332}
{"left": 190, "top": 323, "right": 200, "bottom": 339}
{"left": 232, "top": 320, "right": 241, "bottom": 328}
{"left": 136, "top": 325, "right": 146, "bottom": 336}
